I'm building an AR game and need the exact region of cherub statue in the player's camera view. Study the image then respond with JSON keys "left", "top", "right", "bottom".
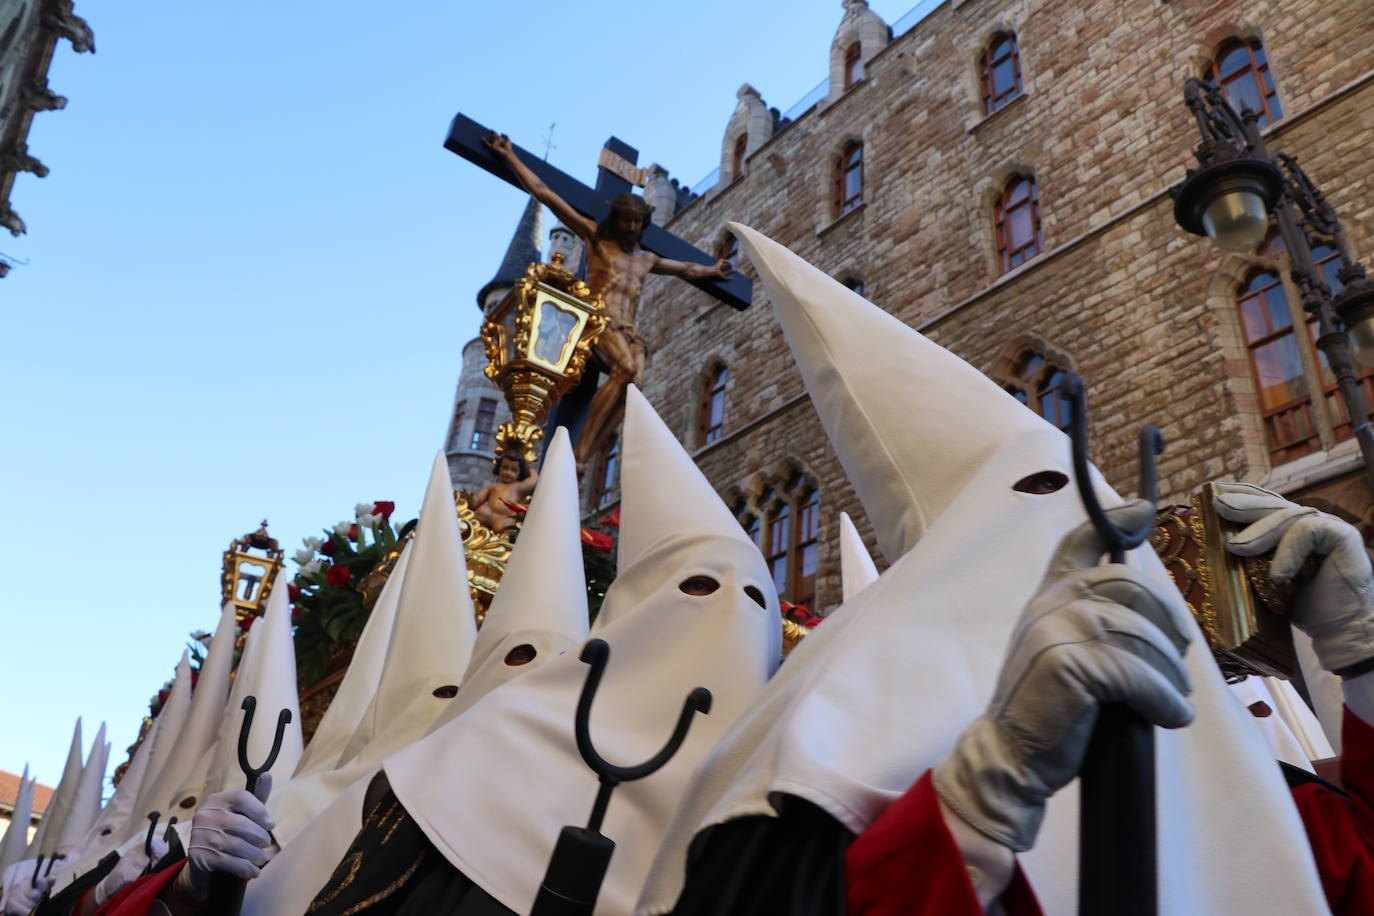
{"left": 469, "top": 451, "right": 539, "bottom": 533}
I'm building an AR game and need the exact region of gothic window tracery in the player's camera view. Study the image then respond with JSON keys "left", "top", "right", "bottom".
{"left": 995, "top": 339, "right": 1073, "bottom": 432}
{"left": 734, "top": 470, "right": 823, "bottom": 607}
{"left": 1208, "top": 38, "right": 1283, "bottom": 127}
{"left": 843, "top": 42, "right": 862, "bottom": 90}
{"left": 980, "top": 32, "right": 1022, "bottom": 115}
{"left": 833, "top": 141, "right": 864, "bottom": 217}
{"left": 699, "top": 364, "right": 728, "bottom": 445}
{"left": 994, "top": 174, "right": 1042, "bottom": 272}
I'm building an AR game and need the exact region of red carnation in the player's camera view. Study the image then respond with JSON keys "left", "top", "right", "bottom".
{"left": 601, "top": 506, "right": 620, "bottom": 528}
{"left": 190, "top": 671, "right": 199, "bottom": 688}
{"left": 349, "top": 524, "right": 359, "bottom": 540}
{"left": 373, "top": 501, "right": 396, "bottom": 519}
{"left": 292, "top": 608, "right": 303, "bottom": 619}
{"left": 319, "top": 539, "right": 338, "bottom": 557}
{"left": 157, "top": 689, "right": 169, "bottom": 705}
{"left": 805, "top": 617, "right": 821, "bottom": 628}
{"left": 326, "top": 564, "right": 352, "bottom": 586}
{"left": 237, "top": 615, "right": 255, "bottom": 631}
{"left": 287, "top": 584, "right": 302, "bottom": 602}
{"left": 581, "top": 528, "right": 614, "bottom": 552}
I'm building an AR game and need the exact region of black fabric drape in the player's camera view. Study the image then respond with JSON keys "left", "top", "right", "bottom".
{"left": 669, "top": 794, "right": 851, "bottom": 916}
{"left": 32, "top": 851, "right": 119, "bottom": 916}
{"left": 305, "top": 774, "right": 514, "bottom": 916}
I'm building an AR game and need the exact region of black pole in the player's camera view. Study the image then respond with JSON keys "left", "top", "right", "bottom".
{"left": 204, "top": 696, "right": 291, "bottom": 916}
{"left": 1063, "top": 375, "right": 1162, "bottom": 916}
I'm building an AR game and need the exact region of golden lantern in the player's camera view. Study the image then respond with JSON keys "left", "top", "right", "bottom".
{"left": 480, "top": 253, "right": 607, "bottom": 461}
{"left": 221, "top": 520, "right": 285, "bottom": 622}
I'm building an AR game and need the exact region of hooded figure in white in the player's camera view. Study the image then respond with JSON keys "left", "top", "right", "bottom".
{"left": 240, "top": 427, "right": 590, "bottom": 916}
{"left": 301, "top": 388, "right": 781, "bottom": 916}
{"left": 636, "top": 224, "right": 1327, "bottom": 915}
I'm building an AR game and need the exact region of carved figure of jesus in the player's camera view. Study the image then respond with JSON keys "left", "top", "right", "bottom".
{"left": 484, "top": 132, "right": 733, "bottom": 469}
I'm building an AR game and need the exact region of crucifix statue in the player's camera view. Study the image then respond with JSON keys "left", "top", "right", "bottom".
{"left": 445, "top": 114, "right": 752, "bottom": 471}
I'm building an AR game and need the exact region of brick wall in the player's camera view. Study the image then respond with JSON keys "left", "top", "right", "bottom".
{"left": 618, "top": 0, "right": 1374, "bottom": 613}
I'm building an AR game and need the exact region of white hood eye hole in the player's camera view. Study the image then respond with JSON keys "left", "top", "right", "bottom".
{"left": 504, "top": 644, "right": 538, "bottom": 666}
{"left": 1013, "top": 470, "right": 1069, "bottom": 495}
{"left": 744, "top": 585, "right": 766, "bottom": 608}
{"left": 679, "top": 575, "right": 720, "bottom": 596}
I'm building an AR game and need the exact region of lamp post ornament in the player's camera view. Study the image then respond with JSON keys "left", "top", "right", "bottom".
{"left": 445, "top": 113, "right": 749, "bottom": 470}
{"left": 1174, "top": 78, "right": 1374, "bottom": 492}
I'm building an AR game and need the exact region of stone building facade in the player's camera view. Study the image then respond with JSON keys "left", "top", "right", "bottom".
{"left": 452, "top": 0, "right": 1374, "bottom": 616}
{"left": 0, "top": 0, "right": 93, "bottom": 275}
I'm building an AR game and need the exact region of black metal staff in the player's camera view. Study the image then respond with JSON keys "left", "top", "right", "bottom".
{"left": 31, "top": 855, "right": 44, "bottom": 888}
{"left": 531, "top": 639, "right": 712, "bottom": 916}
{"left": 141, "top": 812, "right": 161, "bottom": 876}
{"left": 204, "top": 695, "right": 292, "bottom": 916}
{"left": 1063, "top": 373, "right": 1164, "bottom": 916}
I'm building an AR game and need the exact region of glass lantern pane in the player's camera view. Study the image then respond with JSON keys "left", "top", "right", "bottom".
{"left": 534, "top": 299, "right": 579, "bottom": 366}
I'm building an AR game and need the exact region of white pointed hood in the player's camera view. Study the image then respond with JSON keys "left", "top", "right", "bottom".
{"left": 54, "top": 723, "right": 107, "bottom": 856}
{"left": 290, "top": 545, "right": 412, "bottom": 781}
{"left": 635, "top": 225, "right": 1326, "bottom": 914}
{"left": 838, "top": 512, "right": 878, "bottom": 601}
{"left": 68, "top": 711, "right": 163, "bottom": 867}
{"left": 0, "top": 767, "right": 35, "bottom": 874}
{"left": 338, "top": 452, "right": 477, "bottom": 767}
{"left": 125, "top": 652, "right": 193, "bottom": 841}
{"left": 33, "top": 718, "right": 83, "bottom": 857}
{"left": 266, "top": 547, "right": 414, "bottom": 844}
{"left": 385, "top": 386, "right": 780, "bottom": 916}
{"left": 215, "top": 575, "right": 304, "bottom": 795}
{"left": 142, "top": 604, "right": 238, "bottom": 820}
{"left": 429, "top": 425, "right": 590, "bottom": 731}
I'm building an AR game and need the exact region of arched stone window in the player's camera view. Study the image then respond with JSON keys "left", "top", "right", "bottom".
{"left": 994, "top": 174, "right": 1042, "bottom": 272}
{"left": 980, "top": 32, "right": 1023, "bottom": 115}
{"left": 593, "top": 433, "right": 620, "bottom": 509}
{"left": 833, "top": 141, "right": 864, "bottom": 217}
{"left": 1208, "top": 38, "right": 1283, "bottom": 126}
{"left": 996, "top": 341, "right": 1074, "bottom": 431}
{"left": 699, "top": 364, "right": 728, "bottom": 445}
{"left": 732, "top": 134, "right": 748, "bottom": 178}
{"left": 843, "top": 42, "right": 862, "bottom": 89}
{"left": 736, "top": 471, "right": 822, "bottom": 605}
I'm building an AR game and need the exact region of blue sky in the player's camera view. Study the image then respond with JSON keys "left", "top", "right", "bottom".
{"left": 0, "top": 0, "right": 916, "bottom": 789}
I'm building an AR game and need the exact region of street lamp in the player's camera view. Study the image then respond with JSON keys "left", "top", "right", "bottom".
{"left": 1173, "top": 77, "right": 1374, "bottom": 490}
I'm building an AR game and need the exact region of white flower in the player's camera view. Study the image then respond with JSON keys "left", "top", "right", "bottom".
{"left": 354, "top": 502, "right": 376, "bottom": 520}
{"left": 301, "top": 536, "right": 325, "bottom": 552}
{"left": 358, "top": 513, "right": 382, "bottom": 529}
{"left": 301, "top": 559, "right": 323, "bottom": 576}
{"left": 334, "top": 520, "right": 353, "bottom": 536}
{"left": 293, "top": 548, "right": 316, "bottom": 566}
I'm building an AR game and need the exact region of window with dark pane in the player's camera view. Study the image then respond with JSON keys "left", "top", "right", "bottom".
{"left": 732, "top": 134, "right": 748, "bottom": 178}
{"left": 447, "top": 400, "right": 467, "bottom": 452}
{"left": 995, "top": 175, "right": 1043, "bottom": 273}
{"left": 594, "top": 434, "right": 620, "bottom": 508}
{"left": 1302, "top": 245, "right": 1374, "bottom": 441}
{"left": 791, "top": 489, "right": 819, "bottom": 608}
{"left": 844, "top": 42, "right": 862, "bottom": 90}
{"left": 470, "top": 398, "right": 497, "bottom": 452}
{"left": 833, "top": 142, "right": 864, "bottom": 217}
{"left": 718, "top": 233, "right": 739, "bottom": 270}
{"left": 767, "top": 501, "right": 791, "bottom": 596}
{"left": 1208, "top": 39, "right": 1283, "bottom": 127}
{"left": 998, "top": 346, "right": 1072, "bottom": 431}
{"left": 842, "top": 276, "right": 865, "bottom": 297}
{"left": 699, "top": 365, "right": 728, "bottom": 445}
{"left": 1238, "top": 267, "right": 1318, "bottom": 461}
{"left": 980, "top": 32, "right": 1023, "bottom": 115}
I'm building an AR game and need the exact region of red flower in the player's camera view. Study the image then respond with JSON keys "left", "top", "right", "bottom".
{"left": 291, "top": 608, "right": 303, "bottom": 619}
{"left": 804, "top": 617, "right": 821, "bottom": 628}
{"left": 326, "top": 564, "right": 352, "bottom": 586}
{"left": 320, "top": 539, "right": 337, "bottom": 557}
{"left": 373, "top": 501, "right": 396, "bottom": 519}
{"left": 237, "top": 615, "right": 255, "bottom": 631}
{"left": 601, "top": 506, "right": 621, "bottom": 528}
{"left": 581, "top": 528, "right": 614, "bottom": 551}
{"left": 190, "top": 671, "right": 199, "bottom": 688}
{"left": 287, "top": 584, "right": 302, "bottom": 602}
{"left": 349, "top": 524, "right": 359, "bottom": 540}
{"left": 502, "top": 499, "right": 529, "bottom": 516}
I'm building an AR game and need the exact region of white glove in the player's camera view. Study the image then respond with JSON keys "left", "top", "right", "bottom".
{"left": 2, "top": 861, "right": 52, "bottom": 915}
{"left": 1212, "top": 481, "right": 1374, "bottom": 674}
{"left": 934, "top": 501, "right": 1195, "bottom": 852}
{"left": 93, "top": 836, "right": 170, "bottom": 906}
{"left": 183, "top": 773, "right": 276, "bottom": 898}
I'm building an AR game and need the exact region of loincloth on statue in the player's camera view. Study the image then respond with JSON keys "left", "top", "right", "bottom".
{"left": 590, "top": 320, "right": 651, "bottom": 373}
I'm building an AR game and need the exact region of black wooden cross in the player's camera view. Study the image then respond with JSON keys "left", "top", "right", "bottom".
{"left": 444, "top": 112, "right": 752, "bottom": 311}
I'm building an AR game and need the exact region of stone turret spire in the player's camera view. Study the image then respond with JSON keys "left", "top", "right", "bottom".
{"left": 476, "top": 196, "right": 544, "bottom": 311}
